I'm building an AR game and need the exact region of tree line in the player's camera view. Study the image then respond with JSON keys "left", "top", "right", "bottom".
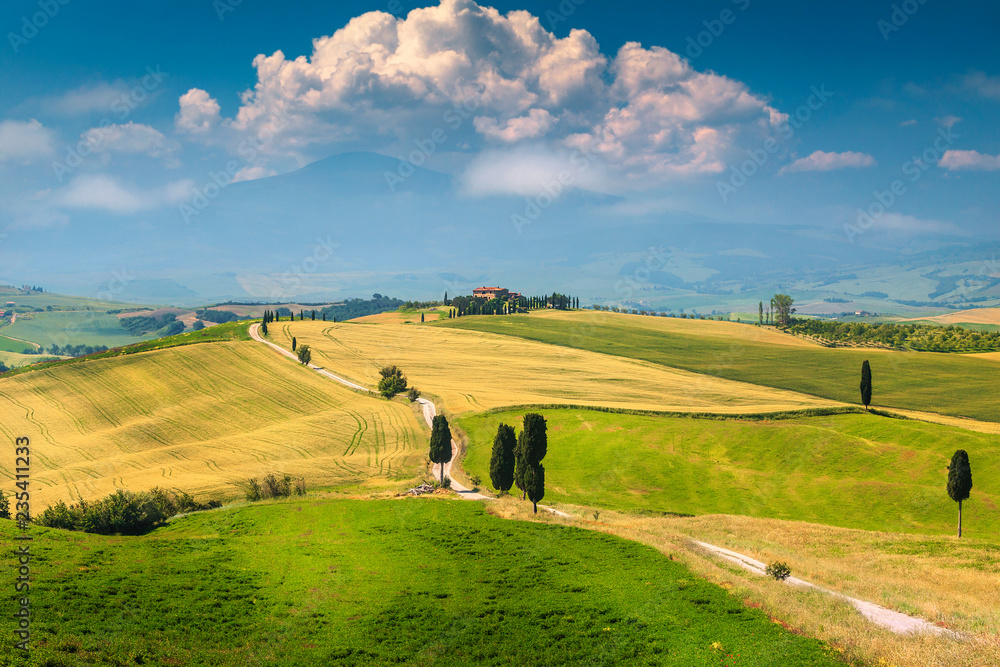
{"left": 489, "top": 413, "right": 547, "bottom": 513}
{"left": 789, "top": 319, "right": 1000, "bottom": 352}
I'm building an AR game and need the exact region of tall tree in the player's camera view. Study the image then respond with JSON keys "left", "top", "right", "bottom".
{"left": 489, "top": 423, "right": 516, "bottom": 494}
{"left": 947, "top": 450, "right": 973, "bottom": 537}
{"left": 521, "top": 413, "right": 548, "bottom": 465}
{"left": 322, "top": 312, "right": 326, "bottom": 321}
{"left": 860, "top": 360, "right": 872, "bottom": 411}
{"left": 771, "top": 294, "right": 796, "bottom": 327}
{"left": 444, "top": 291, "right": 449, "bottom": 305}
{"left": 758, "top": 301, "right": 763, "bottom": 325}
{"left": 524, "top": 462, "right": 545, "bottom": 513}
{"left": 429, "top": 415, "right": 453, "bottom": 484}
{"left": 261, "top": 320, "right": 268, "bottom": 336}
{"left": 292, "top": 336, "right": 297, "bottom": 351}
{"left": 514, "top": 431, "right": 527, "bottom": 500}
{"left": 421, "top": 312, "right": 425, "bottom": 323}
{"left": 311, "top": 310, "right": 316, "bottom": 320}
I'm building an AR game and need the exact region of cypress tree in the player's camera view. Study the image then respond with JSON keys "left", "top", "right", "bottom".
{"left": 522, "top": 413, "right": 547, "bottom": 465}
{"left": 444, "top": 291, "right": 449, "bottom": 305}
{"left": 261, "top": 320, "right": 268, "bottom": 336}
{"left": 514, "top": 431, "right": 527, "bottom": 500}
{"left": 759, "top": 301, "right": 763, "bottom": 325}
{"left": 421, "top": 312, "right": 425, "bottom": 322}
{"left": 311, "top": 310, "right": 316, "bottom": 320}
{"left": 525, "top": 462, "right": 545, "bottom": 513}
{"left": 322, "top": 312, "right": 326, "bottom": 321}
{"left": 429, "top": 415, "right": 453, "bottom": 485}
{"left": 947, "top": 450, "right": 973, "bottom": 537}
{"left": 860, "top": 360, "right": 872, "bottom": 411}
{"left": 489, "top": 423, "right": 516, "bottom": 494}
{"left": 292, "top": 337, "right": 297, "bottom": 351}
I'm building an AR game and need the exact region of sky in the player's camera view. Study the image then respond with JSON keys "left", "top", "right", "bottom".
{"left": 1, "top": 0, "right": 999, "bottom": 247}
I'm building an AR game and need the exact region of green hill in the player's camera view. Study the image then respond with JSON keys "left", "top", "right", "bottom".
{"left": 437, "top": 310, "right": 1000, "bottom": 422}
{"left": 0, "top": 499, "right": 842, "bottom": 666}
{"left": 458, "top": 408, "right": 1000, "bottom": 536}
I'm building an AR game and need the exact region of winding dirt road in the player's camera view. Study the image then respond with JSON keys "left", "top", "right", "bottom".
{"left": 248, "top": 322, "right": 949, "bottom": 636}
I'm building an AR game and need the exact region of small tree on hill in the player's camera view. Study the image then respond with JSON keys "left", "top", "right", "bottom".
{"left": 524, "top": 462, "right": 545, "bottom": 513}
{"left": 296, "top": 344, "right": 311, "bottom": 365}
{"left": 860, "top": 360, "right": 872, "bottom": 411}
{"left": 772, "top": 294, "right": 795, "bottom": 327}
{"left": 429, "top": 415, "right": 452, "bottom": 484}
{"left": 490, "top": 423, "right": 516, "bottom": 494}
{"left": 947, "top": 450, "right": 973, "bottom": 537}
{"left": 377, "top": 365, "right": 408, "bottom": 399}
{"left": 292, "top": 336, "right": 297, "bottom": 352}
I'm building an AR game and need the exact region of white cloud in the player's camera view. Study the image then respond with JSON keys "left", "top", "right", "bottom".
{"left": 41, "top": 82, "right": 130, "bottom": 116}
{"left": 460, "top": 144, "right": 605, "bottom": 196}
{"left": 964, "top": 71, "right": 1000, "bottom": 100}
{"left": 874, "top": 213, "right": 958, "bottom": 235}
{"left": 183, "top": 0, "right": 783, "bottom": 191}
{"left": 936, "top": 115, "right": 962, "bottom": 128}
{"left": 899, "top": 119, "right": 917, "bottom": 127}
{"left": 232, "top": 166, "right": 278, "bottom": 182}
{"left": 778, "top": 150, "right": 876, "bottom": 175}
{"left": 175, "top": 88, "right": 221, "bottom": 134}
{"left": 939, "top": 149, "right": 1000, "bottom": 171}
{"left": 0, "top": 119, "right": 55, "bottom": 162}
{"left": 56, "top": 174, "right": 194, "bottom": 213}
{"left": 80, "top": 122, "right": 179, "bottom": 164}
{"left": 474, "top": 109, "right": 555, "bottom": 143}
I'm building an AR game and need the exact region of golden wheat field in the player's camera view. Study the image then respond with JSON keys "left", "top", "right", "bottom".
{"left": 269, "top": 319, "right": 841, "bottom": 415}
{"left": 0, "top": 341, "right": 426, "bottom": 507}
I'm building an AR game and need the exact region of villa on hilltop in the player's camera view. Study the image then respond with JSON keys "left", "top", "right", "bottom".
{"left": 472, "top": 286, "right": 522, "bottom": 301}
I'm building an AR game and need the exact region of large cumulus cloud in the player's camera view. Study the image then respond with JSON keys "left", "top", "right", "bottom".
{"left": 177, "top": 0, "right": 784, "bottom": 190}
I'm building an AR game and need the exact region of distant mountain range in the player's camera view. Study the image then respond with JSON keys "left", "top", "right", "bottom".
{"left": 5, "top": 152, "right": 997, "bottom": 313}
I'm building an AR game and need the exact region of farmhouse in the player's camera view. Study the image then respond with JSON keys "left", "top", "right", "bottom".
{"left": 472, "top": 286, "right": 509, "bottom": 300}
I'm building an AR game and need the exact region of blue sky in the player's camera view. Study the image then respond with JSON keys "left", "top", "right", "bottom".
{"left": 1, "top": 0, "right": 998, "bottom": 243}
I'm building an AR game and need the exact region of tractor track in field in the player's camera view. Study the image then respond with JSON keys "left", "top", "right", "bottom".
{"left": 248, "top": 322, "right": 954, "bottom": 638}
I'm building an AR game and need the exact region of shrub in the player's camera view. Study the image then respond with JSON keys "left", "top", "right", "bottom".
{"left": 235, "top": 478, "right": 263, "bottom": 501}
{"left": 378, "top": 365, "right": 408, "bottom": 398}
{"left": 433, "top": 476, "right": 452, "bottom": 489}
{"left": 407, "top": 387, "right": 421, "bottom": 401}
{"left": 263, "top": 473, "right": 294, "bottom": 499}
{"left": 765, "top": 561, "right": 792, "bottom": 581}
{"left": 293, "top": 478, "right": 307, "bottom": 496}
{"left": 0, "top": 491, "right": 9, "bottom": 519}
{"left": 79, "top": 490, "right": 168, "bottom": 535}
{"left": 470, "top": 475, "right": 482, "bottom": 487}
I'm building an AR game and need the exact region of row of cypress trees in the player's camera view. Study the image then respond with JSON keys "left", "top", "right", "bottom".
{"left": 490, "top": 413, "right": 547, "bottom": 513}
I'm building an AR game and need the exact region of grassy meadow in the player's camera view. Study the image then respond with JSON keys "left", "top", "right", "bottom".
{"left": 0, "top": 340, "right": 426, "bottom": 506}
{"left": 436, "top": 310, "right": 1000, "bottom": 422}
{"left": 1, "top": 311, "right": 154, "bottom": 350}
{"left": 488, "top": 500, "right": 999, "bottom": 667}
{"left": 266, "top": 320, "right": 838, "bottom": 415}
{"left": 457, "top": 408, "right": 1000, "bottom": 535}
{"left": 0, "top": 498, "right": 845, "bottom": 667}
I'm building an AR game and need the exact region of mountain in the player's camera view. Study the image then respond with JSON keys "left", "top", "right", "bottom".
{"left": 4, "top": 152, "right": 996, "bottom": 311}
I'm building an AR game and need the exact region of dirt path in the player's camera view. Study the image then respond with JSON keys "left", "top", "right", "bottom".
{"left": 249, "top": 322, "right": 945, "bottom": 633}
{"left": 693, "top": 541, "right": 957, "bottom": 637}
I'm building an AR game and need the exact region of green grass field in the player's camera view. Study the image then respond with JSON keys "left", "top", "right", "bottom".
{"left": 458, "top": 408, "right": 999, "bottom": 536}
{"left": 0, "top": 499, "right": 844, "bottom": 666}
{"left": 1, "top": 311, "right": 153, "bottom": 350}
{"left": 437, "top": 310, "right": 1000, "bottom": 422}
{"left": 0, "top": 333, "right": 36, "bottom": 353}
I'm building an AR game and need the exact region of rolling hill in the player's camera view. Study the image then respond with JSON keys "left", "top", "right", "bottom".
{"left": 0, "top": 340, "right": 425, "bottom": 506}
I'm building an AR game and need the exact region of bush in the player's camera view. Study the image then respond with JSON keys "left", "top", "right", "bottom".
{"left": 0, "top": 491, "right": 9, "bottom": 519}
{"left": 77, "top": 491, "right": 168, "bottom": 535}
{"left": 765, "top": 561, "right": 792, "bottom": 581}
{"left": 378, "top": 365, "right": 408, "bottom": 398}
{"left": 294, "top": 478, "right": 307, "bottom": 496}
{"left": 36, "top": 500, "right": 77, "bottom": 529}
{"left": 407, "top": 387, "right": 421, "bottom": 401}
{"left": 192, "top": 320, "right": 205, "bottom": 330}
{"left": 235, "top": 478, "right": 263, "bottom": 501}
{"left": 433, "top": 476, "right": 452, "bottom": 489}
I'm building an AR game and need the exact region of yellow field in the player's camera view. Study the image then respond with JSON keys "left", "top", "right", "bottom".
{"left": 349, "top": 306, "right": 449, "bottom": 324}
{"left": 0, "top": 341, "right": 426, "bottom": 507}
{"left": 269, "top": 320, "right": 841, "bottom": 415}
{"left": 902, "top": 307, "right": 1000, "bottom": 326}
